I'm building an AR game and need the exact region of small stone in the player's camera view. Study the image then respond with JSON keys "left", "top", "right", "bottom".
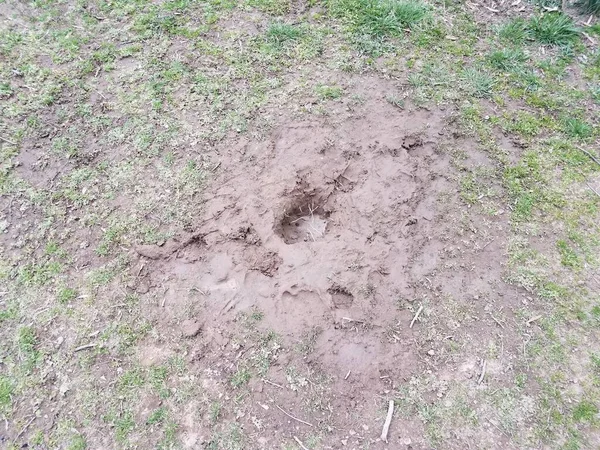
{"left": 428, "top": 349, "right": 435, "bottom": 356}
{"left": 181, "top": 319, "right": 202, "bottom": 337}
{"left": 362, "top": 424, "right": 369, "bottom": 431}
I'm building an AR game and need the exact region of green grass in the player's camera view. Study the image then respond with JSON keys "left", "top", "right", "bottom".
{"left": 266, "top": 22, "right": 303, "bottom": 45}
{"left": 461, "top": 67, "right": 495, "bottom": 98}
{"left": 57, "top": 286, "right": 77, "bottom": 304}
{"left": 562, "top": 117, "right": 592, "bottom": 139}
{"left": 584, "top": 0, "right": 600, "bottom": 14}
{"left": 230, "top": 368, "right": 251, "bottom": 387}
{"left": 528, "top": 14, "right": 579, "bottom": 46}
{"left": 316, "top": 84, "right": 343, "bottom": 100}
{"left": 498, "top": 18, "right": 528, "bottom": 45}
{"left": 488, "top": 48, "right": 526, "bottom": 71}
{"left": 329, "top": 0, "right": 429, "bottom": 37}
{"left": 147, "top": 407, "right": 168, "bottom": 425}
{"left": 247, "top": 0, "right": 290, "bottom": 14}
{"left": 17, "top": 326, "right": 40, "bottom": 371}
{"left": 573, "top": 401, "right": 598, "bottom": 422}
{"left": 557, "top": 240, "right": 582, "bottom": 269}
{"left": 0, "top": 375, "right": 14, "bottom": 414}
{"left": 114, "top": 411, "right": 135, "bottom": 442}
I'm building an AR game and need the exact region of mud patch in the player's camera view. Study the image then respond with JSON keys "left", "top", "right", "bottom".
{"left": 129, "top": 87, "right": 521, "bottom": 448}
{"left": 328, "top": 284, "right": 354, "bottom": 309}
{"left": 275, "top": 184, "right": 332, "bottom": 244}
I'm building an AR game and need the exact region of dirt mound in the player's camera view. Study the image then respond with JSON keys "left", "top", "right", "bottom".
{"left": 130, "top": 93, "right": 488, "bottom": 446}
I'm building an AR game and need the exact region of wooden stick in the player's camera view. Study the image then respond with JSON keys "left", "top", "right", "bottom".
{"left": 16, "top": 413, "right": 37, "bottom": 439}
{"left": 582, "top": 32, "right": 597, "bottom": 45}
{"left": 488, "top": 313, "right": 504, "bottom": 329}
{"left": 275, "top": 405, "right": 314, "bottom": 427}
{"left": 342, "top": 317, "right": 365, "bottom": 323}
{"left": 478, "top": 359, "right": 487, "bottom": 384}
{"left": 410, "top": 305, "right": 423, "bottom": 328}
{"left": 587, "top": 184, "right": 600, "bottom": 199}
{"left": 74, "top": 343, "right": 97, "bottom": 352}
{"left": 0, "top": 135, "right": 17, "bottom": 146}
{"left": 344, "top": 370, "right": 351, "bottom": 380}
{"left": 263, "top": 379, "right": 285, "bottom": 389}
{"left": 578, "top": 146, "right": 600, "bottom": 167}
{"left": 380, "top": 400, "right": 394, "bottom": 442}
{"left": 293, "top": 436, "right": 309, "bottom": 450}
{"left": 482, "top": 238, "right": 495, "bottom": 250}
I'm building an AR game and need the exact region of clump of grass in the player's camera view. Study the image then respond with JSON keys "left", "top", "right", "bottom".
{"left": 487, "top": 48, "right": 526, "bottom": 71}
{"left": 573, "top": 400, "right": 598, "bottom": 422}
{"left": 266, "top": 22, "right": 303, "bottom": 45}
{"left": 584, "top": 0, "right": 600, "bottom": 14}
{"left": 386, "top": 94, "right": 405, "bottom": 108}
{"left": 330, "top": 0, "right": 429, "bottom": 37}
{"left": 57, "top": 286, "right": 77, "bottom": 304}
{"left": 497, "top": 18, "right": 528, "bottom": 45}
{"left": 461, "top": 67, "right": 495, "bottom": 98}
{"left": 557, "top": 240, "right": 582, "bottom": 269}
{"left": 0, "top": 375, "right": 14, "bottom": 414}
{"left": 528, "top": 13, "right": 579, "bottom": 46}
{"left": 17, "top": 326, "right": 40, "bottom": 371}
{"left": 316, "top": 84, "right": 343, "bottom": 100}
{"left": 146, "top": 407, "right": 168, "bottom": 425}
{"left": 562, "top": 117, "right": 592, "bottom": 139}
{"left": 247, "top": 0, "right": 290, "bottom": 15}
{"left": 230, "top": 368, "right": 251, "bottom": 387}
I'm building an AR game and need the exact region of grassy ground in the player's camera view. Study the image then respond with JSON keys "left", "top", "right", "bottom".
{"left": 1, "top": 0, "right": 600, "bottom": 449}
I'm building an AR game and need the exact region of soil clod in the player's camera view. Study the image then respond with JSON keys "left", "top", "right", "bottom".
{"left": 180, "top": 319, "right": 202, "bottom": 338}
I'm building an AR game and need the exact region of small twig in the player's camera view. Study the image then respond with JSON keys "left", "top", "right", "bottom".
{"left": 526, "top": 315, "right": 542, "bottom": 325}
{"left": 275, "top": 405, "right": 314, "bottom": 427}
{"left": 578, "top": 146, "right": 600, "bottom": 167}
{"left": 342, "top": 317, "right": 365, "bottom": 323}
{"left": 0, "top": 135, "right": 17, "bottom": 146}
{"left": 110, "top": 303, "right": 127, "bottom": 308}
{"left": 380, "top": 400, "right": 395, "bottom": 443}
{"left": 263, "top": 379, "right": 285, "bottom": 389}
{"left": 488, "top": 313, "right": 505, "bottom": 329}
{"left": 344, "top": 370, "right": 351, "bottom": 380}
{"left": 16, "top": 412, "right": 38, "bottom": 439}
{"left": 161, "top": 296, "right": 167, "bottom": 307}
{"left": 410, "top": 305, "right": 424, "bottom": 328}
{"left": 482, "top": 238, "right": 495, "bottom": 250}
{"left": 211, "top": 161, "right": 221, "bottom": 172}
{"left": 478, "top": 359, "right": 487, "bottom": 385}
{"left": 582, "top": 32, "right": 597, "bottom": 45}
{"left": 290, "top": 216, "right": 308, "bottom": 224}
{"left": 587, "top": 184, "right": 600, "bottom": 199}
{"left": 74, "top": 343, "right": 97, "bottom": 353}
{"left": 293, "top": 436, "right": 309, "bottom": 450}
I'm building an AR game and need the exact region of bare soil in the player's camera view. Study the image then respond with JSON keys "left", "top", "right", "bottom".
{"left": 120, "top": 79, "right": 524, "bottom": 448}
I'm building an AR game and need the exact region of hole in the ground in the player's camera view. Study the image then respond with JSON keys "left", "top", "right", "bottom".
{"left": 328, "top": 284, "right": 354, "bottom": 308}
{"left": 275, "top": 188, "right": 330, "bottom": 244}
